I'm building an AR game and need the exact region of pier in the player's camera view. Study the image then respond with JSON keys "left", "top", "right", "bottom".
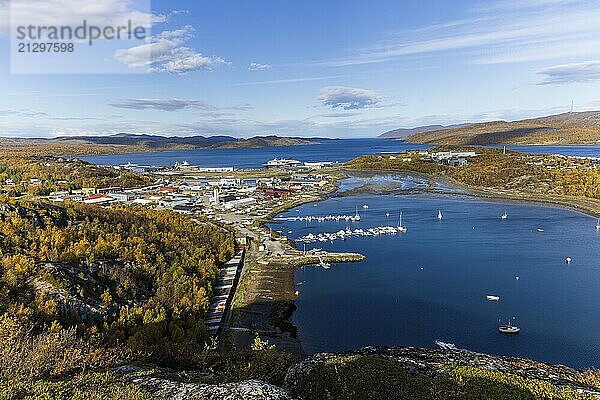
{"left": 274, "top": 213, "right": 361, "bottom": 223}
{"left": 296, "top": 225, "right": 405, "bottom": 243}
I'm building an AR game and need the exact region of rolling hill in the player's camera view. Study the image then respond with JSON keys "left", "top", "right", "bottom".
{"left": 0, "top": 133, "right": 320, "bottom": 156}
{"left": 379, "top": 123, "right": 470, "bottom": 139}
{"left": 211, "top": 135, "right": 318, "bottom": 148}
{"left": 405, "top": 111, "right": 600, "bottom": 145}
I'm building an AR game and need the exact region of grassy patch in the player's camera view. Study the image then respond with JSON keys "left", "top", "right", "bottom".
{"left": 0, "top": 371, "right": 155, "bottom": 400}
{"left": 289, "top": 355, "right": 595, "bottom": 400}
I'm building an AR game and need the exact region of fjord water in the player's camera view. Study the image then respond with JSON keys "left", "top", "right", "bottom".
{"left": 273, "top": 191, "right": 600, "bottom": 368}
{"left": 80, "top": 139, "right": 600, "bottom": 168}
{"left": 81, "top": 139, "right": 429, "bottom": 168}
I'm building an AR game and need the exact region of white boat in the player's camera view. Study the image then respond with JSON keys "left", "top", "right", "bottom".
{"left": 536, "top": 228, "right": 544, "bottom": 232}
{"left": 354, "top": 206, "right": 361, "bottom": 221}
{"left": 437, "top": 210, "right": 443, "bottom": 220}
{"left": 498, "top": 320, "right": 520, "bottom": 335}
{"left": 397, "top": 211, "right": 407, "bottom": 233}
{"left": 362, "top": 204, "right": 369, "bottom": 209}
{"left": 501, "top": 211, "right": 507, "bottom": 219}
{"left": 596, "top": 218, "right": 600, "bottom": 230}
{"left": 265, "top": 158, "right": 302, "bottom": 168}
{"left": 486, "top": 295, "right": 500, "bottom": 301}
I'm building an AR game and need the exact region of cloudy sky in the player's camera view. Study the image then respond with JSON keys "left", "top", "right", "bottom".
{"left": 1, "top": 0, "right": 600, "bottom": 138}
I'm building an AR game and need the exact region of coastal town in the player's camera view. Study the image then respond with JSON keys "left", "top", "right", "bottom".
{"left": 24, "top": 157, "right": 348, "bottom": 340}
{"left": 2, "top": 148, "right": 600, "bottom": 345}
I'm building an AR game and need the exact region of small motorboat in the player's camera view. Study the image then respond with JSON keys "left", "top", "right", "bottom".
{"left": 501, "top": 211, "right": 508, "bottom": 219}
{"left": 536, "top": 228, "right": 544, "bottom": 232}
{"left": 486, "top": 295, "right": 500, "bottom": 301}
{"left": 596, "top": 218, "right": 600, "bottom": 230}
{"left": 498, "top": 321, "right": 520, "bottom": 335}
{"left": 362, "top": 204, "right": 369, "bottom": 209}
{"left": 565, "top": 257, "right": 572, "bottom": 264}
{"left": 438, "top": 210, "right": 443, "bottom": 220}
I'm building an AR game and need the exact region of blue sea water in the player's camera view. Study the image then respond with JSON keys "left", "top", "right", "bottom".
{"left": 81, "top": 138, "right": 600, "bottom": 168}
{"left": 271, "top": 189, "right": 600, "bottom": 369}
{"left": 80, "top": 139, "right": 428, "bottom": 168}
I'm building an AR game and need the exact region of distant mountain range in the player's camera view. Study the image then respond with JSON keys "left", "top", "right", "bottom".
{"left": 210, "top": 135, "right": 318, "bottom": 148}
{"left": 51, "top": 133, "right": 319, "bottom": 150}
{"left": 401, "top": 111, "right": 600, "bottom": 145}
{"left": 379, "top": 124, "right": 470, "bottom": 139}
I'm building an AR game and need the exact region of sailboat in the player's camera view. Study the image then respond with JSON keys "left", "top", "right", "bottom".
{"left": 501, "top": 211, "right": 508, "bottom": 219}
{"left": 498, "top": 319, "right": 520, "bottom": 334}
{"left": 354, "top": 206, "right": 361, "bottom": 221}
{"left": 437, "top": 210, "right": 443, "bottom": 220}
{"left": 397, "top": 211, "right": 407, "bottom": 233}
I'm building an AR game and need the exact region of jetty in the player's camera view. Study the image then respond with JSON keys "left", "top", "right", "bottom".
{"left": 274, "top": 213, "right": 361, "bottom": 223}
{"left": 296, "top": 225, "right": 405, "bottom": 243}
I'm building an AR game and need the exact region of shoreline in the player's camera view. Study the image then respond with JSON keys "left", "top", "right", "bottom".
{"left": 225, "top": 171, "right": 364, "bottom": 355}
{"left": 227, "top": 168, "right": 600, "bottom": 356}
{"left": 345, "top": 168, "right": 600, "bottom": 218}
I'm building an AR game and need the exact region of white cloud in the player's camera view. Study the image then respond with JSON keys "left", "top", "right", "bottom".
{"left": 311, "top": 0, "right": 600, "bottom": 67}
{"left": 0, "top": 0, "right": 162, "bottom": 37}
{"left": 537, "top": 60, "right": 600, "bottom": 84}
{"left": 318, "top": 86, "right": 381, "bottom": 110}
{"left": 0, "top": 109, "right": 48, "bottom": 117}
{"left": 114, "top": 25, "right": 229, "bottom": 73}
{"left": 236, "top": 75, "right": 343, "bottom": 86}
{"left": 248, "top": 62, "right": 272, "bottom": 71}
{"left": 109, "top": 98, "right": 214, "bottom": 111}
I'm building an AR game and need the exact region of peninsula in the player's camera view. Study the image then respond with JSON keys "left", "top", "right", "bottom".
{"left": 396, "top": 110, "right": 600, "bottom": 145}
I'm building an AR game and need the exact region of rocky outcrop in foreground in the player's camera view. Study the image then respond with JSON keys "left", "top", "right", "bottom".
{"left": 133, "top": 378, "right": 296, "bottom": 400}
{"left": 125, "top": 346, "right": 600, "bottom": 400}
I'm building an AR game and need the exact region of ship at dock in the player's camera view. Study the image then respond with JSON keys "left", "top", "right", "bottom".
{"left": 265, "top": 158, "right": 302, "bottom": 168}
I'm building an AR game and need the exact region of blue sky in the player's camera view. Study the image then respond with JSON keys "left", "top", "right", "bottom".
{"left": 2, "top": 0, "right": 600, "bottom": 138}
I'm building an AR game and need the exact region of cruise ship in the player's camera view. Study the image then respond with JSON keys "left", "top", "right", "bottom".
{"left": 264, "top": 158, "right": 302, "bottom": 168}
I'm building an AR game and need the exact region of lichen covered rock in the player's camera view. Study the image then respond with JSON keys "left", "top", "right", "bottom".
{"left": 132, "top": 377, "right": 297, "bottom": 400}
